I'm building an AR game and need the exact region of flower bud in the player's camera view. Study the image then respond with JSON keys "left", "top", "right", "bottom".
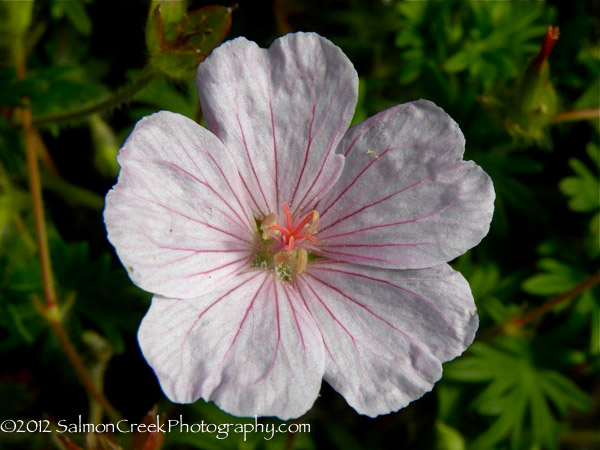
{"left": 145, "top": 0, "right": 187, "bottom": 56}
{"left": 145, "top": 3, "right": 235, "bottom": 80}
{"left": 505, "top": 25, "right": 560, "bottom": 140}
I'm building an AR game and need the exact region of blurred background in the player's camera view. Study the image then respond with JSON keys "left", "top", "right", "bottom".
{"left": 0, "top": 0, "right": 598, "bottom": 449}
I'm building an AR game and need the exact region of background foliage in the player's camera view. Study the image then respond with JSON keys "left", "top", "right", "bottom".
{"left": 0, "top": 0, "right": 598, "bottom": 449}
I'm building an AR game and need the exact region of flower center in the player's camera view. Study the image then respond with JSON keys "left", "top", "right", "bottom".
{"left": 252, "top": 203, "right": 320, "bottom": 281}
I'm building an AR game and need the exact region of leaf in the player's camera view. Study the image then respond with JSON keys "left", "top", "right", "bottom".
{"left": 529, "top": 384, "right": 557, "bottom": 450}
{"left": 443, "top": 48, "right": 473, "bottom": 73}
{"left": 26, "top": 65, "right": 108, "bottom": 118}
{"left": 132, "top": 76, "right": 198, "bottom": 120}
{"left": 522, "top": 258, "right": 586, "bottom": 296}
{"left": 559, "top": 143, "right": 600, "bottom": 213}
{"left": 0, "top": 0, "right": 33, "bottom": 38}
{"left": 540, "top": 370, "right": 592, "bottom": 415}
{"left": 444, "top": 337, "right": 591, "bottom": 449}
{"left": 575, "top": 45, "right": 600, "bottom": 111}
{"left": 435, "top": 421, "right": 466, "bottom": 450}
{"left": 50, "top": 0, "right": 93, "bottom": 36}
{"left": 0, "top": 227, "right": 44, "bottom": 351}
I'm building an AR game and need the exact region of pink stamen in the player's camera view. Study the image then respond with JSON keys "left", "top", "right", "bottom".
{"left": 266, "top": 203, "right": 320, "bottom": 252}
{"left": 292, "top": 211, "right": 315, "bottom": 235}
{"left": 284, "top": 203, "right": 293, "bottom": 230}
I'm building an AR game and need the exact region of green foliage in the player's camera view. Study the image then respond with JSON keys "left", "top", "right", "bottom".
{"left": 50, "top": 0, "right": 93, "bottom": 36}
{"left": 0, "top": 232, "right": 43, "bottom": 351}
{"left": 435, "top": 421, "right": 466, "bottom": 450}
{"left": 90, "top": 114, "right": 120, "bottom": 178}
{"left": 50, "top": 235, "right": 149, "bottom": 354}
{"left": 0, "top": 69, "right": 25, "bottom": 109}
{"left": 571, "top": 45, "right": 600, "bottom": 133}
{"left": 559, "top": 142, "right": 600, "bottom": 213}
{"left": 0, "top": 230, "right": 148, "bottom": 354}
{"left": 395, "top": 1, "right": 550, "bottom": 90}
{"left": 454, "top": 254, "right": 523, "bottom": 326}
{"left": 445, "top": 338, "right": 592, "bottom": 450}
{"left": 26, "top": 65, "right": 107, "bottom": 118}
{"left": 522, "top": 258, "right": 587, "bottom": 297}
{"left": 0, "top": 0, "right": 33, "bottom": 40}
{"left": 475, "top": 150, "right": 546, "bottom": 235}
{"left": 132, "top": 76, "right": 199, "bottom": 121}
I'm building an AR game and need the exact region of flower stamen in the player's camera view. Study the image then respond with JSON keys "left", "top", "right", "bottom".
{"left": 292, "top": 211, "right": 316, "bottom": 235}
{"left": 269, "top": 202, "right": 320, "bottom": 252}
{"left": 284, "top": 203, "right": 294, "bottom": 230}
{"left": 256, "top": 203, "right": 321, "bottom": 281}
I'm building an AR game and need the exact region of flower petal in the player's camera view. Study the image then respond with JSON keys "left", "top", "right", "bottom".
{"left": 196, "top": 32, "right": 358, "bottom": 217}
{"left": 316, "top": 100, "right": 495, "bottom": 269}
{"left": 297, "top": 261, "right": 478, "bottom": 417}
{"left": 105, "top": 111, "right": 255, "bottom": 299}
{"left": 138, "top": 271, "right": 325, "bottom": 420}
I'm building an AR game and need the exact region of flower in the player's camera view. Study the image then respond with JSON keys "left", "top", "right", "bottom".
{"left": 104, "top": 32, "right": 495, "bottom": 419}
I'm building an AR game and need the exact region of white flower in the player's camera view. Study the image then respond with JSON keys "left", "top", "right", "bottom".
{"left": 104, "top": 32, "right": 495, "bottom": 419}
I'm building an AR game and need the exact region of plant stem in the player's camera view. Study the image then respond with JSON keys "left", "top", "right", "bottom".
{"left": 16, "top": 36, "right": 121, "bottom": 424}
{"left": 509, "top": 272, "right": 600, "bottom": 328}
{"left": 549, "top": 108, "right": 600, "bottom": 124}
{"left": 481, "top": 271, "right": 600, "bottom": 340}
{"left": 32, "top": 66, "right": 158, "bottom": 128}
{"left": 16, "top": 41, "right": 57, "bottom": 311}
{"left": 25, "top": 111, "right": 58, "bottom": 310}
{"left": 46, "top": 315, "right": 121, "bottom": 423}
{"left": 29, "top": 126, "right": 58, "bottom": 304}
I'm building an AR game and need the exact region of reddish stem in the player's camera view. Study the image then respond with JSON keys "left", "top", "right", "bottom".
{"left": 550, "top": 108, "right": 600, "bottom": 124}
{"left": 481, "top": 271, "right": 600, "bottom": 340}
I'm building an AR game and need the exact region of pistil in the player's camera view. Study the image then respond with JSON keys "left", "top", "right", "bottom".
{"left": 253, "top": 202, "right": 320, "bottom": 281}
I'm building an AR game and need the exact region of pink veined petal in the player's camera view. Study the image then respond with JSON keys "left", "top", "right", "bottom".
{"left": 196, "top": 32, "right": 357, "bottom": 217}
{"left": 138, "top": 271, "right": 326, "bottom": 420}
{"left": 297, "top": 261, "right": 478, "bottom": 417}
{"left": 104, "top": 111, "right": 255, "bottom": 299}
{"left": 316, "top": 99, "right": 495, "bottom": 269}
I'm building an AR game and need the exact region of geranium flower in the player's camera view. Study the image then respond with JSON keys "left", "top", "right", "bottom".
{"left": 104, "top": 32, "right": 494, "bottom": 419}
